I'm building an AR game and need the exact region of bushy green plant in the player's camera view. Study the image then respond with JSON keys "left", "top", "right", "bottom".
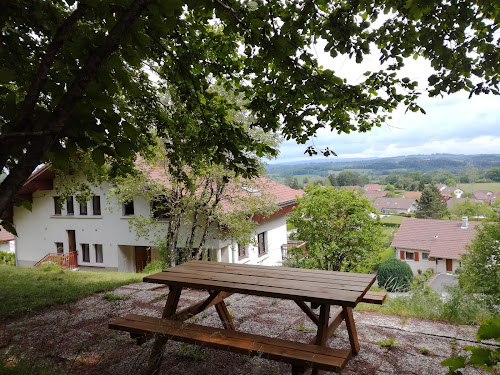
{"left": 142, "top": 260, "right": 168, "bottom": 274}
{"left": 0, "top": 251, "right": 15, "bottom": 266}
{"left": 377, "top": 258, "right": 413, "bottom": 292}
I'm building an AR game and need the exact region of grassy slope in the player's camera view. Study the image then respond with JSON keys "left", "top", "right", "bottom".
{"left": 458, "top": 182, "right": 500, "bottom": 193}
{"left": 0, "top": 265, "right": 143, "bottom": 321}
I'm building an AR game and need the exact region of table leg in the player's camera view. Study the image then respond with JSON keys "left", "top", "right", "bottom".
{"left": 214, "top": 299, "right": 236, "bottom": 330}
{"left": 145, "top": 286, "right": 182, "bottom": 375}
{"left": 310, "top": 304, "right": 331, "bottom": 375}
{"left": 342, "top": 306, "right": 360, "bottom": 355}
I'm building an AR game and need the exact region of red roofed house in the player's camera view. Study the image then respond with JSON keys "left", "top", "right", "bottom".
{"left": 13, "top": 165, "right": 302, "bottom": 272}
{"left": 372, "top": 197, "right": 418, "bottom": 215}
{"left": 363, "top": 191, "right": 388, "bottom": 201}
{"left": 391, "top": 217, "right": 482, "bottom": 274}
{"left": 474, "top": 190, "right": 494, "bottom": 202}
{"left": 0, "top": 225, "right": 15, "bottom": 253}
{"left": 405, "top": 191, "right": 422, "bottom": 199}
{"left": 364, "top": 184, "right": 381, "bottom": 192}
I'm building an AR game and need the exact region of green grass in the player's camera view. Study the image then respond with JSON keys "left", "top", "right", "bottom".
{"left": 380, "top": 215, "right": 404, "bottom": 225}
{"left": 0, "top": 264, "right": 142, "bottom": 321}
{"left": 458, "top": 182, "right": 500, "bottom": 193}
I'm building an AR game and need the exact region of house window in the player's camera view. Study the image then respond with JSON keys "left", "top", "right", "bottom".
{"left": 79, "top": 201, "right": 88, "bottom": 215}
{"left": 82, "top": 243, "right": 90, "bottom": 262}
{"left": 238, "top": 244, "right": 247, "bottom": 259}
{"left": 54, "top": 196, "right": 61, "bottom": 215}
{"left": 151, "top": 196, "right": 170, "bottom": 220}
{"left": 124, "top": 200, "right": 134, "bottom": 216}
{"left": 95, "top": 244, "right": 103, "bottom": 263}
{"left": 422, "top": 252, "right": 429, "bottom": 260}
{"left": 258, "top": 232, "right": 266, "bottom": 256}
{"left": 55, "top": 242, "right": 64, "bottom": 254}
{"left": 406, "top": 252, "right": 414, "bottom": 260}
{"left": 92, "top": 196, "right": 101, "bottom": 215}
{"left": 66, "top": 197, "right": 74, "bottom": 215}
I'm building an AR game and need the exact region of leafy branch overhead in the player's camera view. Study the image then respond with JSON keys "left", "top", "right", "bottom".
{"left": 1, "top": 0, "right": 500, "bottom": 220}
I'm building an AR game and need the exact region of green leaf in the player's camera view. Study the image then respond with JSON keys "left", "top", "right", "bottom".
{"left": 467, "top": 347, "right": 497, "bottom": 367}
{"left": 0, "top": 68, "right": 15, "bottom": 83}
{"left": 441, "top": 356, "right": 466, "bottom": 372}
{"left": 92, "top": 148, "right": 105, "bottom": 166}
{"left": 477, "top": 318, "right": 500, "bottom": 342}
{"left": 1, "top": 220, "right": 17, "bottom": 236}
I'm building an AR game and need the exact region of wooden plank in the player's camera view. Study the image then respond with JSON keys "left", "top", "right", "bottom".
{"left": 109, "top": 314, "right": 351, "bottom": 371}
{"left": 294, "top": 300, "right": 320, "bottom": 326}
{"left": 214, "top": 300, "right": 236, "bottom": 330}
{"left": 342, "top": 307, "right": 360, "bottom": 355}
{"left": 171, "top": 291, "right": 232, "bottom": 321}
{"left": 311, "top": 304, "right": 331, "bottom": 375}
{"left": 168, "top": 263, "right": 374, "bottom": 289}
{"left": 325, "top": 308, "right": 344, "bottom": 340}
{"left": 158, "top": 268, "right": 370, "bottom": 294}
{"left": 360, "top": 291, "right": 387, "bottom": 305}
{"left": 144, "top": 272, "right": 362, "bottom": 307}
{"left": 179, "top": 260, "right": 375, "bottom": 282}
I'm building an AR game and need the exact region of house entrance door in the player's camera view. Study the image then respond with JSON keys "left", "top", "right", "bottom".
{"left": 446, "top": 259, "right": 453, "bottom": 272}
{"left": 134, "top": 246, "right": 151, "bottom": 273}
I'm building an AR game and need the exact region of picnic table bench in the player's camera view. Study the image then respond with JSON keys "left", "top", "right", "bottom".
{"left": 109, "top": 261, "right": 386, "bottom": 374}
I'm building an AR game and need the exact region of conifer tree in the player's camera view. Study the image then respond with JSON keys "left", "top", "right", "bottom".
{"left": 415, "top": 185, "right": 447, "bottom": 219}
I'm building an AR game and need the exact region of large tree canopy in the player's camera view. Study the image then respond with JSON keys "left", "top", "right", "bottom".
{"left": 1, "top": 0, "right": 500, "bottom": 221}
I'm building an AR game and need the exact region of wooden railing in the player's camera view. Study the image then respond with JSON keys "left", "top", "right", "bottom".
{"left": 34, "top": 252, "right": 78, "bottom": 270}
{"left": 281, "top": 241, "right": 307, "bottom": 260}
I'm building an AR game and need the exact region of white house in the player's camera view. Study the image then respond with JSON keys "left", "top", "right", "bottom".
{"left": 13, "top": 165, "right": 302, "bottom": 272}
{"left": 0, "top": 225, "right": 15, "bottom": 253}
{"left": 391, "top": 217, "right": 482, "bottom": 274}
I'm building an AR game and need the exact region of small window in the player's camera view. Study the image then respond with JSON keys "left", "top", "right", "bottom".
{"left": 238, "top": 244, "right": 247, "bottom": 259}
{"left": 55, "top": 242, "right": 64, "bottom": 254}
{"left": 79, "top": 201, "right": 88, "bottom": 215}
{"left": 66, "top": 197, "right": 74, "bottom": 215}
{"left": 422, "top": 252, "right": 429, "bottom": 260}
{"left": 92, "top": 196, "right": 101, "bottom": 215}
{"left": 406, "top": 252, "right": 414, "bottom": 260}
{"left": 95, "top": 244, "right": 103, "bottom": 263}
{"left": 124, "top": 201, "right": 134, "bottom": 216}
{"left": 67, "top": 230, "right": 76, "bottom": 253}
{"left": 258, "top": 232, "right": 266, "bottom": 256}
{"left": 82, "top": 244, "right": 90, "bottom": 262}
{"left": 54, "top": 197, "right": 61, "bottom": 215}
{"left": 151, "top": 196, "right": 170, "bottom": 220}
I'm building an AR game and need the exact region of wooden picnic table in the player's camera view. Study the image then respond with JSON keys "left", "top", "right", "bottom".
{"left": 110, "top": 260, "right": 384, "bottom": 374}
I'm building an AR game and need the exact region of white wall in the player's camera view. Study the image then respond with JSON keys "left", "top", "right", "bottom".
{"left": 14, "top": 181, "right": 289, "bottom": 271}
{"left": 396, "top": 248, "right": 460, "bottom": 274}
{"left": 0, "top": 241, "right": 14, "bottom": 253}
{"left": 231, "top": 215, "right": 287, "bottom": 266}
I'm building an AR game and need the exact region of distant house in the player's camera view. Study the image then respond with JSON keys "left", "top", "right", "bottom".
{"left": 363, "top": 191, "right": 387, "bottom": 201}
{"left": 391, "top": 217, "right": 482, "bottom": 274}
{"left": 435, "top": 184, "right": 447, "bottom": 192}
{"left": 441, "top": 186, "right": 464, "bottom": 198}
{"left": 474, "top": 190, "right": 494, "bottom": 202}
{"left": 0, "top": 225, "right": 15, "bottom": 253}
{"left": 342, "top": 185, "right": 360, "bottom": 191}
{"left": 488, "top": 192, "right": 500, "bottom": 204}
{"left": 13, "top": 165, "right": 302, "bottom": 272}
{"left": 405, "top": 191, "right": 422, "bottom": 199}
{"left": 446, "top": 198, "right": 482, "bottom": 210}
{"left": 372, "top": 197, "right": 418, "bottom": 215}
{"left": 364, "top": 184, "right": 381, "bottom": 192}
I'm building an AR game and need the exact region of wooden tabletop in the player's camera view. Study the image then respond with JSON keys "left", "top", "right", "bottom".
{"left": 144, "top": 261, "right": 375, "bottom": 307}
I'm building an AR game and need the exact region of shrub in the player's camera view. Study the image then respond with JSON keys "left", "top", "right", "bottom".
{"left": 377, "top": 258, "right": 413, "bottom": 292}
{"left": 142, "top": 260, "right": 168, "bottom": 274}
{"left": 0, "top": 251, "right": 15, "bottom": 266}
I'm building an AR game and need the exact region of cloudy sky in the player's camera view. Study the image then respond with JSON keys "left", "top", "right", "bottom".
{"left": 271, "top": 43, "right": 500, "bottom": 164}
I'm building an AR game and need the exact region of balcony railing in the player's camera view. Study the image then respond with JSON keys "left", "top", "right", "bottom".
{"left": 281, "top": 240, "right": 307, "bottom": 260}
{"left": 34, "top": 251, "right": 78, "bottom": 270}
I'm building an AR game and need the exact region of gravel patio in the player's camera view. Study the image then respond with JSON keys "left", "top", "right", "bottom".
{"left": 0, "top": 281, "right": 496, "bottom": 375}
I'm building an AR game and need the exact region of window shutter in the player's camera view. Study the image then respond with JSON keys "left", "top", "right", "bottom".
{"left": 400, "top": 250, "right": 405, "bottom": 260}
{"left": 414, "top": 252, "right": 419, "bottom": 261}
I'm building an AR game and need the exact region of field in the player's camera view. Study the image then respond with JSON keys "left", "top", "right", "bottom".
{"left": 458, "top": 182, "right": 500, "bottom": 193}
{"left": 380, "top": 215, "right": 405, "bottom": 225}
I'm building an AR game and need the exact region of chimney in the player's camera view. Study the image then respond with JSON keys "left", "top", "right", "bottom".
{"left": 461, "top": 216, "right": 468, "bottom": 229}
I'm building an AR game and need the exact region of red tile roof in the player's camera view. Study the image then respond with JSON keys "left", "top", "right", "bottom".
{"left": 391, "top": 218, "right": 482, "bottom": 259}
{"left": 446, "top": 198, "right": 482, "bottom": 209}
{"left": 473, "top": 190, "right": 493, "bottom": 201}
{"left": 364, "top": 184, "right": 381, "bottom": 191}
{"left": 363, "top": 191, "right": 388, "bottom": 201}
{"left": 373, "top": 197, "right": 417, "bottom": 211}
{"left": 0, "top": 225, "right": 15, "bottom": 242}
